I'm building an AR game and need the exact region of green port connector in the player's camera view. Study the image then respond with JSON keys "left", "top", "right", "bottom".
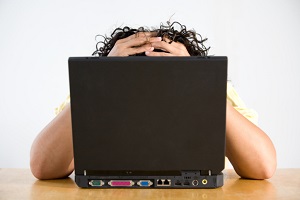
{"left": 89, "top": 180, "right": 104, "bottom": 187}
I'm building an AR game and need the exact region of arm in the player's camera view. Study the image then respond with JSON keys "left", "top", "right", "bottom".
{"left": 225, "top": 101, "right": 277, "bottom": 179}
{"left": 30, "top": 104, "right": 74, "bottom": 179}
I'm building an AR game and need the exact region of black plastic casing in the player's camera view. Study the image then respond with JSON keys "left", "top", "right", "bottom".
{"left": 68, "top": 56, "right": 227, "bottom": 188}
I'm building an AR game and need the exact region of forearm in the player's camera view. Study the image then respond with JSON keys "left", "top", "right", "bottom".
{"left": 30, "top": 103, "right": 74, "bottom": 179}
{"left": 226, "top": 101, "right": 277, "bottom": 179}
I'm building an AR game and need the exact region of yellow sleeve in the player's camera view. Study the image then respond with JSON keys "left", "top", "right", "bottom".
{"left": 226, "top": 82, "right": 258, "bottom": 125}
{"left": 55, "top": 95, "right": 70, "bottom": 115}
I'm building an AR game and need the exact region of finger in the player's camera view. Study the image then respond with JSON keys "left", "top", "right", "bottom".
{"left": 145, "top": 51, "right": 176, "bottom": 57}
{"left": 127, "top": 35, "right": 161, "bottom": 47}
{"left": 149, "top": 36, "right": 162, "bottom": 43}
{"left": 114, "top": 34, "right": 136, "bottom": 44}
{"left": 127, "top": 45, "right": 154, "bottom": 56}
{"left": 117, "top": 32, "right": 157, "bottom": 44}
{"left": 136, "top": 31, "right": 158, "bottom": 38}
{"left": 163, "top": 37, "right": 186, "bottom": 48}
{"left": 108, "top": 37, "right": 159, "bottom": 56}
{"left": 151, "top": 41, "right": 190, "bottom": 56}
{"left": 108, "top": 46, "right": 153, "bottom": 57}
{"left": 151, "top": 41, "right": 174, "bottom": 53}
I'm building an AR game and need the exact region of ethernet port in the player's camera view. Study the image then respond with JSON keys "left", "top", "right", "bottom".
{"left": 157, "top": 179, "right": 163, "bottom": 186}
{"left": 163, "top": 179, "right": 171, "bottom": 186}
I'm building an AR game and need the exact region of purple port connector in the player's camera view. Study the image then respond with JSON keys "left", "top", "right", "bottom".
{"left": 108, "top": 180, "right": 134, "bottom": 187}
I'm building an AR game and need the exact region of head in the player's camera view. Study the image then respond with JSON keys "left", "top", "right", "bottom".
{"left": 93, "top": 21, "right": 210, "bottom": 57}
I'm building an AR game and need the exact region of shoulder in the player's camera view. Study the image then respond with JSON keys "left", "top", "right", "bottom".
{"left": 55, "top": 95, "right": 70, "bottom": 115}
{"left": 226, "top": 82, "right": 258, "bottom": 125}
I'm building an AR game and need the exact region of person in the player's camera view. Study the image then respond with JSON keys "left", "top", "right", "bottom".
{"left": 30, "top": 21, "right": 276, "bottom": 180}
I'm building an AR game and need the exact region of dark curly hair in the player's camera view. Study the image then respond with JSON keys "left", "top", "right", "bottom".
{"left": 92, "top": 21, "right": 210, "bottom": 57}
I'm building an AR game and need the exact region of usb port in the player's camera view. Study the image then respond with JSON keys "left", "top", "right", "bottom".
{"left": 183, "top": 181, "right": 190, "bottom": 186}
{"left": 175, "top": 180, "right": 182, "bottom": 186}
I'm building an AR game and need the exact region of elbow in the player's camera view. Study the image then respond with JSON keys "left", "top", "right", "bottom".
{"left": 258, "top": 159, "right": 277, "bottom": 180}
{"left": 251, "top": 166, "right": 276, "bottom": 180}
{"left": 235, "top": 149, "right": 277, "bottom": 180}
{"left": 240, "top": 155, "right": 277, "bottom": 180}
{"left": 30, "top": 158, "right": 59, "bottom": 180}
{"left": 238, "top": 164, "right": 276, "bottom": 180}
{"left": 30, "top": 146, "right": 46, "bottom": 179}
{"left": 247, "top": 136, "right": 277, "bottom": 180}
{"left": 257, "top": 145, "right": 277, "bottom": 179}
{"left": 30, "top": 149, "right": 54, "bottom": 180}
{"left": 30, "top": 165, "right": 43, "bottom": 180}
{"left": 30, "top": 154, "right": 73, "bottom": 180}
{"left": 30, "top": 157, "right": 48, "bottom": 180}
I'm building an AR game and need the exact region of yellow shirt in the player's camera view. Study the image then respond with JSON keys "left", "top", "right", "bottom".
{"left": 226, "top": 82, "right": 258, "bottom": 125}
{"left": 55, "top": 95, "right": 70, "bottom": 115}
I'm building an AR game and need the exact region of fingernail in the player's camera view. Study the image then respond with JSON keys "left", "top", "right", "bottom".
{"left": 150, "top": 37, "right": 161, "bottom": 42}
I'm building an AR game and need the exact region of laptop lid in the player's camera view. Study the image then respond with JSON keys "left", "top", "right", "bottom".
{"left": 69, "top": 56, "right": 227, "bottom": 188}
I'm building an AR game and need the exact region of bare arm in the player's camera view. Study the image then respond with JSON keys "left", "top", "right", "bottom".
{"left": 30, "top": 104, "right": 74, "bottom": 179}
{"left": 225, "top": 101, "right": 277, "bottom": 179}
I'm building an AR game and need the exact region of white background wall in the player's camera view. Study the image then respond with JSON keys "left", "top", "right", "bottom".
{"left": 1, "top": 0, "right": 299, "bottom": 168}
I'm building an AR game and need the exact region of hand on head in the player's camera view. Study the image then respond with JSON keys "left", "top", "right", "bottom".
{"left": 146, "top": 36, "right": 190, "bottom": 56}
{"left": 93, "top": 21, "right": 209, "bottom": 57}
{"left": 107, "top": 32, "right": 190, "bottom": 57}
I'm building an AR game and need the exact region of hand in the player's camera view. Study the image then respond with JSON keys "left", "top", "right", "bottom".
{"left": 108, "top": 32, "right": 161, "bottom": 56}
{"left": 146, "top": 37, "right": 190, "bottom": 56}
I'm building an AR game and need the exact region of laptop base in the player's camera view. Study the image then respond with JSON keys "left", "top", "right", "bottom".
{"left": 75, "top": 171, "right": 223, "bottom": 188}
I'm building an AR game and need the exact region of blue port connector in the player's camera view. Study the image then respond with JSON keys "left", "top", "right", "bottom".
{"left": 137, "top": 180, "right": 153, "bottom": 187}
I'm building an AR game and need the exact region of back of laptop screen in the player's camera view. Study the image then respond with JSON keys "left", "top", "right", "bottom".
{"left": 69, "top": 57, "right": 227, "bottom": 176}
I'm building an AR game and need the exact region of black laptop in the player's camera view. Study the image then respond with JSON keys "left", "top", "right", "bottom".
{"left": 68, "top": 56, "right": 227, "bottom": 188}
